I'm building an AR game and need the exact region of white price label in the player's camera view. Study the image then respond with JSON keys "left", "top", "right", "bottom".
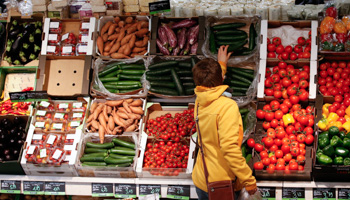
{"left": 48, "top": 34, "right": 58, "bottom": 41}
{"left": 81, "top": 35, "right": 89, "bottom": 43}
{"left": 33, "top": 134, "right": 43, "bottom": 140}
{"left": 47, "top": 46, "right": 56, "bottom": 53}
{"left": 40, "top": 149, "right": 47, "bottom": 158}
{"left": 52, "top": 123, "right": 63, "bottom": 130}
{"left": 62, "top": 33, "right": 69, "bottom": 41}
{"left": 47, "top": 135, "right": 56, "bottom": 144}
{"left": 73, "top": 102, "right": 83, "bottom": 108}
{"left": 70, "top": 121, "right": 80, "bottom": 127}
{"left": 62, "top": 46, "right": 72, "bottom": 53}
{"left": 27, "top": 146, "right": 36, "bottom": 154}
{"left": 35, "top": 122, "right": 45, "bottom": 128}
{"left": 54, "top": 113, "right": 65, "bottom": 119}
{"left": 78, "top": 45, "right": 88, "bottom": 53}
{"left": 36, "top": 110, "right": 47, "bottom": 116}
{"left": 66, "top": 134, "right": 75, "bottom": 140}
{"left": 81, "top": 22, "right": 90, "bottom": 29}
{"left": 50, "top": 22, "right": 59, "bottom": 29}
{"left": 73, "top": 113, "right": 83, "bottom": 118}
{"left": 52, "top": 150, "right": 62, "bottom": 160}
{"left": 59, "top": 103, "right": 69, "bottom": 109}
{"left": 40, "top": 101, "right": 50, "bottom": 107}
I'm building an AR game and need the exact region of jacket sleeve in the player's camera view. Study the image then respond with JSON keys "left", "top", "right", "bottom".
{"left": 218, "top": 61, "right": 227, "bottom": 77}
{"left": 217, "top": 101, "right": 257, "bottom": 191}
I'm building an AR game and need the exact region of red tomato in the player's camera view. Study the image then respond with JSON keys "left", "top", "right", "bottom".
{"left": 262, "top": 121, "right": 271, "bottom": 130}
{"left": 260, "top": 150, "right": 269, "bottom": 159}
{"left": 296, "top": 134, "right": 306, "bottom": 143}
{"left": 291, "top": 147, "right": 300, "bottom": 157}
{"left": 264, "top": 137, "right": 275, "bottom": 148}
{"left": 267, "top": 164, "right": 276, "bottom": 174}
{"left": 284, "top": 45, "right": 293, "bottom": 53}
{"left": 297, "top": 37, "right": 306, "bottom": 46}
{"left": 274, "top": 91, "right": 282, "bottom": 98}
{"left": 270, "top": 119, "right": 279, "bottom": 128}
{"left": 304, "top": 46, "right": 311, "bottom": 52}
{"left": 256, "top": 109, "right": 265, "bottom": 119}
{"left": 269, "top": 145, "right": 279, "bottom": 152}
{"left": 331, "top": 61, "right": 338, "bottom": 68}
{"left": 320, "top": 63, "right": 327, "bottom": 71}
{"left": 275, "top": 110, "right": 284, "bottom": 120}
{"left": 272, "top": 37, "right": 282, "bottom": 45}
{"left": 297, "top": 155, "right": 305, "bottom": 165}
{"left": 265, "top": 89, "right": 274, "bottom": 96}
{"left": 336, "top": 109, "right": 345, "bottom": 117}
{"left": 263, "top": 104, "right": 272, "bottom": 111}
{"left": 267, "top": 38, "right": 271, "bottom": 44}
{"left": 280, "top": 104, "right": 289, "bottom": 114}
{"left": 267, "top": 43, "right": 276, "bottom": 52}
{"left": 281, "top": 144, "right": 291, "bottom": 154}
{"left": 290, "top": 52, "right": 298, "bottom": 60}
{"left": 304, "top": 127, "right": 313, "bottom": 135}
{"left": 276, "top": 163, "right": 285, "bottom": 171}
{"left": 299, "top": 79, "right": 309, "bottom": 89}
{"left": 327, "top": 67, "right": 335, "bottom": 76}
{"left": 247, "top": 138, "right": 255, "bottom": 148}
{"left": 281, "top": 52, "right": 289, "bottom": 60}
{"left": 270, "top": 156, "right": 277, "bottom": 164}
{"left": 270, "top": 100, "right": 280, "bottom": 110}
{"left": 276, "top": 45, "right": 285, "bottom": 54}
{"left": 290, "top": 95, "right": 300, "bottom": 105}
{"left": 253, "top": 161, "right": 264, "bottom": 170}
{"left": 262, "top": 157, "right": 271, "bottom": 166}
{"left": 305, "top": 135, "right": 314, "bottom": 145}
{"left": 319, "top": 70, "right": 328, "bottom": 78}
{"left": 339, "top": 61, "right": 346, "bottom": 68}
{"left": 254, "top": 143, "right": 264, "bottom": 152}
{"left": 294, "top": 45, "right": 303, "bottom": 53}
{"left": 274, "top": 138, "right": 282, "bottom": 147}
{"left": 299, "top": 91, "right": 309, "bottom": 101}
{"left": 289, "top": 162, "right": 298, "bottom": 170}
{"left": 267, "top": 52, "right": 277, "bottom": 58}
{"left": 275, "top": 150, "right": 284, "bottom": 158}
{"left": 299, "top": 71, "right": 309, "bottom": 80}
{"left": 298, "top": 165, "right": 304, "bottom": 171}
{"left": 265, "top": 112, "right": 275, "bottom": 122}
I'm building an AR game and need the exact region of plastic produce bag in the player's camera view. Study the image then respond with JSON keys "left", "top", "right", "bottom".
{"left": 241, "top": 105, "right": 256, "bottom": 143}
{"left": 18, "top": 0, "right": 33, "bottom": 16}
{"left": 237, "top": 188, "right": 262, "bottom": 200}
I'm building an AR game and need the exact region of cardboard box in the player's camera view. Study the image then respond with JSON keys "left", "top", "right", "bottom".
{"left": 47, "top": 5, "right": 69, "bottom": 19}
{"left": 75, "top": 133, "right": 138, "bottom": 178}
{"left": 41, "top": 18, "right": 96, "bottom": 56}
{"left": 1, "top": 14, "right": 44, "bottom": 67}
{"left": 150, "top": 16, "right": 205, "bottom": 56}
{"left": 260, "top": 20, "right": 318, "bottom": 61}
{"left": 257, "top": 59, "right": 317, "bottom": 101}
{"left": 95, "top": 16, "right": 150, "bottom": 59}
{"left": 136, "top": 103, "right": 196, "bottom": 179}
{"left": 35, "top": 55, "right": 91, "bottom": 98}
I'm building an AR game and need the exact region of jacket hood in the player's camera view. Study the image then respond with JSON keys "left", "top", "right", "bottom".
{"left": 195, "top": 85, "right": 229, "bottom": 107}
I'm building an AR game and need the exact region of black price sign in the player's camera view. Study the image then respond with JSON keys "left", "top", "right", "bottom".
{"left": 313, "top": 188, "right": 336, "bottom": 200}
{"left": 44, "top": 182, "right": 65, "bottom": 195}
{"left": 282, "top": 188, "right": 305, "bottom": 200}
{"left": 10, "top": 91, "right": 48, "bottom": 102}
{"left": 149, "top": 0, "right": 171, "bottom": 15}
{"left": 1, "top": 180, "right": 21, "bottom": 194}
{"left": 260, "top": 187, "right": 276, "bottom": 200}
{"left": 338, "top": 188, "right": 350, "bottom": 199}
{"left": 92, "top": 183, "right": 114, "bottom": 197}
{"left": 167, "top": 185, "right": 190, "bottom": 199}
{"left": 114, "top": 184, "right": 136, "bottom": 198}
{"left": 23, "top": 181, "right": 44, "bottom": 195}
{"left": 139, "top": 185, "right": 161, "bottom": 196}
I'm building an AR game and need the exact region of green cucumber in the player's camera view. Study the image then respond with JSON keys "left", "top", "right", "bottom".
{"left": 227, "top": 67, "right": 254, "bottom": 73}
{"left": 146, "top": 68, "right": 172, "bottom": 76}
{"left": 171, "top": 68, "right": 185, "bottom": 96}
{"left": 84, "top": 148, "right": 108, "bottom": 154}
{"left": 107, "top": 163, "right": 131, "bottom": 167}
{"left": 81, "top": 162, "right": 107, "bottom": 166}
{"left": 228, "top": 80, "right": 251, "bottom": 88}
{"left": 119, "top": 89, "right": 141, "bottom": 93}
{"left": 185, "top": 87, "right": 195, "bottom": 95}
{"left": 216, "top": 33, "right": 248, "bottom": 41}
{"left": 150, "top": 87, "right": 178, "bottom": 96}
{"left": 120, "top": 69, "right": 145, "bottom": 75}
{"left": 239, "top": 108, "right": 249, "bottom": 115}
{"left": 112, "top": 138, "right": 135, "bottom": 149}
{"left": 81, "top": 152, "right": 108, "bottom": 157}
{"left": 216, "top": 39, "right": 246, "bottom": 46}
{"left": 104, "top": 157, "right": 133, "bottom": 164}
{"left": 118, "top": 74, "right": 142, "bottom": 80}
{"left": 243, "top": 112, "right": 249, "bottom": 131}
{"left": 178, "top": 62, "right": 192, "bottom": 68}
{"left": 183, "top": 82, "right": 195, "bottom": 87}
{"left": 209, "top": 30, "right": 217, "bottom": 54}
{"left": 146, "top": 75, "right": 172, "bottom": 81}
{"left": 119, "top": 64, "right": 145, "bottom": 70}
{"left": 103, "top": 70, "right": 121, "bottom": 78}
{"left": 176, "top": 70, "right": 192, "bottom": 76}
{"left": 109, "top": 154, "right": 134, "bottom": 160}
{"left": 110, "top": 147, "right": 136, "bottom": 156}
{"left": 227, "top": 40, "right": 248, "bottom": 52}
{"left": 249, "top": 23, "right": 256, "bottom": 50}
{"left": 80, "top": 156, "right": 105, "bottom": 162}
{"left": 229, "top": 69, "right": 254, "bottom": 80}
{"left": 86, "top": 142, "right": 114, "bottom": 149}
{"left": 214, "top": 30, "right": 247, "bottom": 36}
{"left": 106, "top": 89, "right": 118, "bottom": 93}
{"left": 150, "top": 81, "right": 176, "bottom": 88}
{"left": 116, "top": 81, "right": 141, "bottom": 85}
{"left": 180, "top": 77, "right": 194, "bottom": 82}
{"left": 232, "top": 92, "right": 245, "bottom": 96}
{"left": 231, "top": 86, "right": 249, "bottom": 93}
{"left": 104, "top": 84, "right": 140, "bottom": 90}
{"left": 148, "top": 61, "right": 178, "bottom": 70}
{"left": 98, "top": 64, "right": 120, "bottom": 77}
{"left": 100, "top": 76, "right": 119, "bottom": 83}
{"left": 230, "top": 74, "right": 252, "bottom": 85}
{"left": 212, "top": 23, "right": 246, "bottom": 30}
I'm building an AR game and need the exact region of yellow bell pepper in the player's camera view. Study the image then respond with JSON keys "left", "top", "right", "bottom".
{"left": 327, "top": 112, "right": 339, "bottom": 123}
{"left": 318, "top": 118, "right": 328, "bottom": 131}
{"left": 343, "top": 121, "right": 350, "bottom": 133}
{"left": 283, "top": 114, "right": 295, "bottom": 126}
{"left": 345, "top": 115, "right": 350, "bottom": 122}
{"left": 323, "top": 103, "right": 332, "bottom": 117}
{"left": 328, "top": 121, "right": 343, "bottom": 130}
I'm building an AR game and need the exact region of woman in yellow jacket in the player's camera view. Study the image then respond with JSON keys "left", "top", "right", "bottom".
{"left": 192, "top": 45, "right": 257, "bottom": 199}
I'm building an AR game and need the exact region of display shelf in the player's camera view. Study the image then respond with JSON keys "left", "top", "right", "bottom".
{"left": 1, "top": 175, "right": 350, "bottom": 199}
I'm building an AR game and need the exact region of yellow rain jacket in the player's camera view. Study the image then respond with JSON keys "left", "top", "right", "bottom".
{"left": 192, "top": 62, "right": 256, "bottom": 192}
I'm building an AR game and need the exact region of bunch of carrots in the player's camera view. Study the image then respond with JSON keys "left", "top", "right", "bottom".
{"left": 97, "top": 16, "right": 149, "bottom": 59}
{"left": 86, "top": 99, "right": 144, "bottom": 143}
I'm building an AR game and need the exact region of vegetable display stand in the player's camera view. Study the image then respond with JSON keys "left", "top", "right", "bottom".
{"left": 202, "top": 15, "right": 260, "bottom": 64}
{"left": 75, "top": 133, "right": 139, "bottom": 178}
{"left": 1, "top": 14, "right": 44, "bottom": 67}
{"left": 238, "top": 102, "right": 257, "bottom": 143}
{"left": 95, "top": 16, "right": 150, "bottom": 59}
{"left": 257, "top": 59, "right": 317, "bottom": 101}
{"left": 149, "top": 16, "right": 205, "bottom": 56}
{"left": 90, "top": 58, "right": 148, "bottom": 98}
{"left": 146, "top": 55, "right": 200, "bottom": 99}
{"left": 260, "top": 20, "right": 318, "bottom": 61}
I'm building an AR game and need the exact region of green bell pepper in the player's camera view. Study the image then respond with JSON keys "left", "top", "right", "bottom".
{"left": 344, "top": 157, "right": 350, "bottom": 165}
{"left": 335, "top": 43, "right": 345, "bottom": 52}
{"left": 329, "top": 126, "right": 340, "bottom": 136}
{"left": 317, "top": 153, "right": 333, "bottom": 165}
{"left": 346, "top": 133, "right": 350, "bottom": 139}
{"left": 319, "top": 136, "right": 330, "bottom": 149}
{"left": 335, "top": 147, "right": 349, "bottom": 157}
{"left": 319, "top": 131, "right": 329, "bottom": 139}
{"left": 334, "top": 156, "right": 344, "bottom": 165}
{"left": 323, "top": 145, "right": 335, "bottom": 157}
{"left": 331, "top": 135, "right": 343, "bottom": 147}
{"left": 242, "top": 144, "right": 247, "bottom": 158}
{"left": 340, "top": 131, "right": 346, "bottom": 140}
{"left": 343, "top": 138, "right": 350, "bottom": 148}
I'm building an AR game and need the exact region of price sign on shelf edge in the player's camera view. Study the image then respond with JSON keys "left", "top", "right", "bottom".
{"left": 282, "top": 188, "right": 305, "bottom": 200}
{"left": 260, "top": 187, "right": 276, "bottom": 200}
{"left": 44, "top": 182, "right": 65, "bottom": 195}
{"left": 313, "top": 188, "right": 336, "bottom": 200}
{"left": 23, "top": 181, "right": 45, "bottom": 195}
{"left": 167, "top": 185, "right": 190, "bottom": 200}
{"left": 339, "top": 188, "right": 350, "bottom": 199}
{"left": 0, "top": 180, "right": 21, "bottom": 194}
{"left": 149, "top": 0, "right": 171, "bottom": 15}
{"left": 91, "top": 183, "right": 114, "bottom": 197}
{"left": 139, "top": 184, "right": 161, "bottom": 196}
{"left": 114, "top": 184, "right": 137, "bottom": 198}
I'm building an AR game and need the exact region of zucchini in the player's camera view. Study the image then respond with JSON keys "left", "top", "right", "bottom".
{"left": 112, "top": 138, "right": 135, "bottom": 149}
{"left": 230, "top": 74, "right": 252, "bottom": 85}
{"left": 176, "top": 70, "right": 192, "bottom": 76}
{"left": 231, "top": 86, "right": 249, "bottom": 93}
{"left": 103, "top": 70, "right": 120, "bottom": 78}
{"left": 183, "top": 82, "right": 195, "bottom": 87}
{"left": 171, "top": 68, "right": 185, "bottom": 96}
{"left": 227, "top": 67, "right": 254, "bottom": 74}
{"left": 116, "top": 81, "right": 141, "bottom": 85}
{"left": 120, "top": 69, "right": 145, "bottom": 75}
{"left": 239, "top": 108, "right": 249, "bottom": 115}
{"left": 150, "top": 87, "right": 178, "bottom": 96}
{"left": 146, "top": 68, "right": 172, "bottom": 76}
{"left": 209, "top": 30, "right": 217, "bottom": 54}
{"left": 231, "top": 92, "right": 245, "bottom": 96}
{"left": 119, "top": 74, "right": 142, "bottom": 80}
{"left": 81, "top": 162, "right": 107, "bottom": 166}
{"left": 178, "top": 62, "right": 192, "bottom": 68}
{"left": 214, "top": 29, "right": 247, "bottom": 36}
{"left": 110, "top": 147, "right": 136, "bottom": 156}
{"left": 104, "top": 157, "right": 133, "bottom": 164}
{"left": 150, "top": 81, "right": 176, "bottom": 88}
{"left": 86, "top": 142, "right": 114, "bottom": 149}
{"left": 80, "top": 152, "right": 108, "bottom": 157}
{"left": 216, "top": 39, "right": 246, "bottom": 46}
{"left": 180, "top": 77, "right": 194, "bottom": 82}
{"left": 98, "top": 64, "right": 120, "bottom": 77}
{"left": 212, "top": 23, "right": 246, "bottom": 30}
{"left": 148, "top": 61, "right": 178, "bottom": 70}
{"left": 109, "top": 154, "right": 134, "bottom": 160}
{"left": 119, "top": 89, "right": 141, "bottom": 93}
{"left": 229, "top": 69, "right": 254, "bottom": 80}
{"left": 100, "top": 76, "right": 119, "bottom": 83}
{"left": 227, "top": 40, "right": 248, "bottom": 52}
{"left": 80, "top": 156, "right": 105, "bottom": 162}
{"left": 228, "top": 80, "right": 251, "bottom": 88}
{"left": 84, "top": 148, "right": 108, "bottom": 154}
{"left": 107, "top": 163, "right": 131, "bottom": 167}
{"left": 119, "top": 64, "right": 145, "bottom": 70}
{"left": 106, "top": 89, "right": 118, "bottom": 93}
{"left": 249, "top": 23, "right": 256, "bottom": 50}
{"left": 104, "top": 84, "right": 140, "bottom": 90}
{"left": 185, "top": 87, "right": 195, "bottom": 95}
{"left": 216, "top": 33, "right": 248, "bottom": 41}
{"left": 146, "top": 75, "right": 172, "bottom": 81}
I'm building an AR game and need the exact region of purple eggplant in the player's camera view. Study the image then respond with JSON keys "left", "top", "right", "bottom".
{"left": 180, "top": 49, "right": 184, "bottom": 56}
{"left": 172, "top": 19, "right": 197, "bottom": 29}
{"left": 158, "top": 26, "right": 168, "bottom": 47}
{"left": 172, "top": 46, "right": 180, "bottom": 56}
{"left": 162, "top": 24, "right": 177, "bottom": 48}
{"left": 177, "top": 28, "right": 187, "bottom": 49}
{"left": 188, "top": 25, "right": 199, "bottom": 45}
{"left": 190, "top": 42, "right": 198, "bottom": 54}
{"left": 183, "top": 40, "right": 191, "bottom": 55}
{"left": 156, "top": 39, "right": 170, "bottom": 55}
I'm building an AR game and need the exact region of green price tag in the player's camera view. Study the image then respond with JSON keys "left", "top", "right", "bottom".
{"left": 92, "top": 183, "right": 114, "bottom": 197}
{"left": 260, "top": 187, "right": 276, "bottom": 200}
{"left": 167, "top": 185, "right": 190, "bottom": 199}
{"left": 313, "top": 188, "right": 336, "bottom": 200}
{"left": 1, "top": 180, "right": 21, "bottom": 194}
{"left": 139, "top": 185, "right": 161, "bottom": 196}
{"left": 114, "top": 184, "right": 137, "bottom": 198}
{"left": 23, "top": 181, "right": 44, "bottom": 195}
{"left": 282, "top": 188, "right": 305, "bottom": 200}
{"left": 44, "top": 182, "right": 65, "bottom": 195}
{"left": 339, "top": 188, "right": 350, "bottom": 199}
{"left": 149, "top": 0, "right": 171, "bottom": 15}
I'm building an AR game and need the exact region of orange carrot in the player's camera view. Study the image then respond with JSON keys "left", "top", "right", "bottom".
{"left": 117, "top": 110, "right": 129, "bottom": 119}
{"left": 98, "top": 113, "right": 107, "bottom": 130}
{"left": 111, "top": 53, "right": 130, "bottom": 59}
{"left": 134, "top": 40, "right": 144, "bottom": 48}
{"left": 125, "top": 16, "right": 133, "bottom": 24}
{"left": 123, "top": 101, "right": 132, "bottom": 113}
{"left": 87, "top": 114, "right": 94, "bottom": 123}
{"left": 91, "top": 120, "right": 99, "bottom": 130}
{"left": 102, "top": 33, "right": 108, "bottom": 42}
{"left": 97, "top": 36, "right": 104, "bottom": 54}
{"left": 108, "top": 23, "right": 117, "bottom": 35}
{"left": 108, "top": 33, "right": 119, "bottom": 41}
{"left": 108, "top": 115, "right": 115, "bottom": 130}
{"left": 135, "top": 28, "right": 149, "bottom": 38}
{"left": 130, "top": 99, "right": 143, "bottom": 106}
{"left": 127, "top": 23, "right": 138, "bottom": 34}
{"left": 101, "top": 21, "right": 113, "bottom": 36}
{"left": 93, "top": 104, "right": 104, "bottom": 120}
{"left": 121, "top": 34, "right": 134, "bottom": 46}
{"left": 105, "top": 100, "right": 123, "bottom": 107}
{"left": 118, "top": 44, "right": 127, "bottom": 54}
{"left": 90, "top": 102, "right": 98, "bottom": 113}
{"left": 115, "top": 27, "right": 121, "bottom": 33}
{"left": 103, "top": 105, "right": 108, "bottom": 121}
{"left": 117, "top": 27, "right": 126, "bottom": 43}
{"left": 109, "top": 41, "right": 121, "bottom": 54}
{"left": 132, "top": 47, "right": 146, "bottom": 53}
{"left": 123, "top": 44, "right": 131, "bottom": 56}
{"left": 125, "top": 99, "right": 133, "bottom": 103}
{"left": 118, "top": 21, "right": 125, "bottom": 28}
{"left": 129, "top": 34, "right": 136, "bottom": 49}
{"left": 125, "top": 124, "right": 137, "bottom": 132}
{"left": 104, "top": 39, "right": 116, "bottom": 52}
{"left": 98, "top": 124, "right": 105, "bottom": 144}
{"left": 129, "top": 106, "right": 144, "bottom": 115}
{"left": 112, "top": 109, "right": 127, "bottom": 128}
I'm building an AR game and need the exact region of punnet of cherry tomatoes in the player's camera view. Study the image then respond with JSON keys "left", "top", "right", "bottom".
{"left": 267, "top": 31, "right": 312, "bottom": 60}
{"left": 253, "top": 100, "right": 315, "bottom": 175}
{"left": 264, "top": 61, "right": 311, "bottom": 101}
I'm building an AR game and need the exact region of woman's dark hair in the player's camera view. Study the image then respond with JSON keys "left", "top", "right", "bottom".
{"left": 192, "top": 58, "right": 223, "bottom": 87}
